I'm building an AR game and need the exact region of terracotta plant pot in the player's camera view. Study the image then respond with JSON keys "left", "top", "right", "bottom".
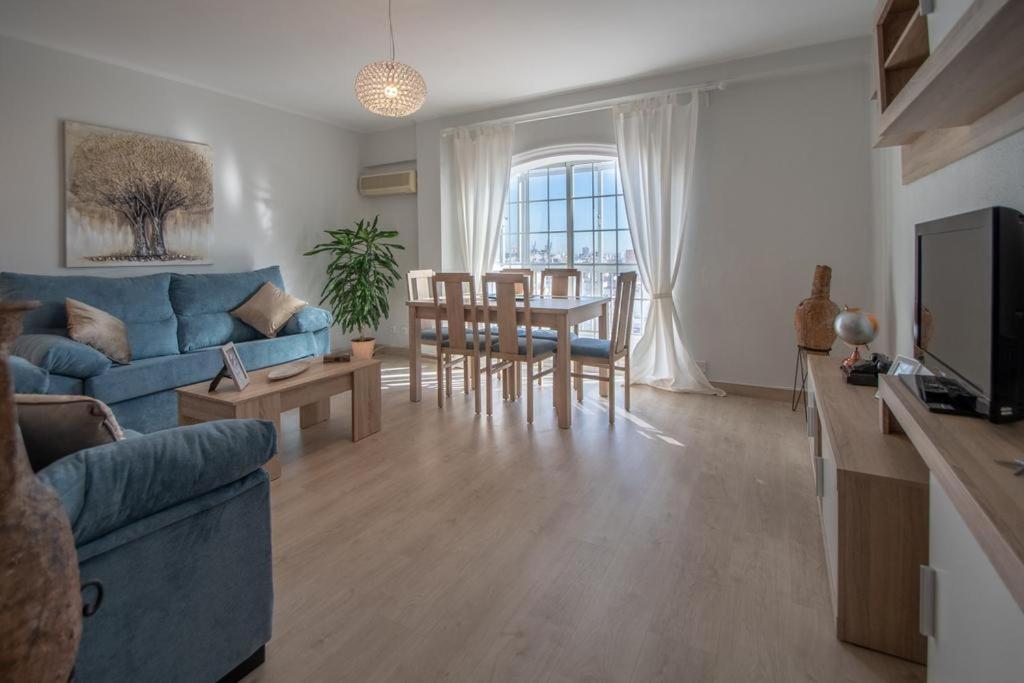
{"left": 351, "top": 338, "right": 376, "bottom": 360}
{"left": 0, "top": 301, "right": 82, "bottom": 682}
{"left": 794, "top": 265, "right": 840, "bottom": 352}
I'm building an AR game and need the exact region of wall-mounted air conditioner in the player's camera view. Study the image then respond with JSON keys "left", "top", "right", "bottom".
{"left": 358, "top": 170, "right": 417, "bottom": 196}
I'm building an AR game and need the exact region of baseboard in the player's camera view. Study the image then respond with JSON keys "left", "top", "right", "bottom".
{"left": 713, "top": 382, "right": 790, "bottom": 402}
{"left": 217, "top": 645, "right": 266, "bottom": 683}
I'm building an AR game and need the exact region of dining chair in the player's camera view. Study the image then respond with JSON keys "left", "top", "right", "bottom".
{"left": 482, "top": 273, "right": 556, "bottom": 423}
{"left": 431, "top": 272, "right": 484, "bottom": 414}
{"left": 501, "top": 267, "right": 535, "bottom": 297}
{"left": 569, "top": 271, "right": 637, "bottom": 424}
{"left": 407, "top": 269, "right": 448, "bottom": 344}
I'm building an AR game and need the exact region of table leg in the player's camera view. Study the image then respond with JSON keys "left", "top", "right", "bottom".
{"left": 352, "top": 362, "right": 382, "bottom": 441}
{"left": 300, "top": 398, "right": 330, "bottom": 428}
{"left": 555, "top": 316, "right": 571, "bottom": 428}
{"left": 236, "top": 395, "right": 282, "bottom": 481}
{"left": 409, "top": 305, "right": 421, "bottom": 402}
{"left": 598, "top": 302, "right": 609, "bottom": 398}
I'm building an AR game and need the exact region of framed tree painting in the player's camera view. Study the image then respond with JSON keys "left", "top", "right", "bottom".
{"left": 64, "top": 121, "right": 214, "bottom": 266}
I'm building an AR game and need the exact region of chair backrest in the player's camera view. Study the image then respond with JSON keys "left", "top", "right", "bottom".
{"left": 483, "top": 272, "right": 532, "bottom": 357}
{"left": 407, "top": 269, "right": 435, "bottom": 301}
{"left": 501, "top": 267, "right": 534, "bottom": 297}
{"left": 431, "top": 272, "right": 477, "bottom": 353}
{"left": 610, "top": 272, "right": 638, "bottom": 356}
{"left": 540, "top": 268, "right": 582, "bottom": 298}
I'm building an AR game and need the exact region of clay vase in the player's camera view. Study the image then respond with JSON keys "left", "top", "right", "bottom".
{"left": 794, "top": 265, "right": 840, "bottom": 352}
{"left": 0, "top": 301, "right": 82, "bottom": 682}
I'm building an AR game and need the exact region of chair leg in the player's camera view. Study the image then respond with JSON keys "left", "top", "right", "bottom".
{"left": 445, "top": 358, "right": 452, "bottom": 398}
{"left": 436, "top": 352, "right": 444, "bottom": 408}
{"left": 574, "top": 362, "right": 583, "bottom": 402}
{"left": 624, "top": 353, "right": 631, "bottom": 412}
{"left": 515, "top": 361, "right": 522, "bottom": 400}
{"left": 526, "top": 361, "right": 534, "bottom": 423}
{"left": 463, "top": 356, "right": 469, "bottom": 395}
{"left": 473, "top": 355, "right": 481, "bottom": 414}
{"left": 486, "top": 354, "right": 493, "bottom": 415}
{"left": 537, "top": 359, "right": 543, "bottom": 386}
{"left": 607, "top": 364, "right": 616, "bottom": 424}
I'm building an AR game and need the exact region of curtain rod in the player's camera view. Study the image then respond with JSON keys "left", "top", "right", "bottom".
{"left": 441, "top": 80, "right": 725, "bottom": 134}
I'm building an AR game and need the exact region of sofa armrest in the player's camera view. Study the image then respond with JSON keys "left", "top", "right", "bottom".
{"left": 37, "top": 419, "right": 276, "bottom": 546}
{"left": 282, "top": 305, "right": 332, "bottom": 335}
{"left": 7, "top": 355, "right": 50, "bottom": 393}
{"left": 12, "top": 333, "right": 112, "bottom": 379}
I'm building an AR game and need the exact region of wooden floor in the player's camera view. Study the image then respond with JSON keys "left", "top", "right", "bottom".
{"left": 245, "top": 357, "right": 925, "bottom": 683}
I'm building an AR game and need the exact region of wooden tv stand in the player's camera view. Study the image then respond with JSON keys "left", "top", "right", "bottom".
{"left": 806, "top": 355, "right": 929, "bottom": 664}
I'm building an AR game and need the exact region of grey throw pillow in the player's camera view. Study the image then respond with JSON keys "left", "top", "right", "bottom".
{"left": 16, "top": 394, "right": 125, "bottom": 472}
{"left": 66, "top": 298, "right": 132, "bottom": 364}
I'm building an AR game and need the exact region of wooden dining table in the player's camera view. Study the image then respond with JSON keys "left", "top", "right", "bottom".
{"left": 406, "top": 295, "right": 611, "bottom": 428}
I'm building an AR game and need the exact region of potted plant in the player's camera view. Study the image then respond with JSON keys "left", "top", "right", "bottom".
{"left": 305, "top": 216, "right": 403, "bottom": 359}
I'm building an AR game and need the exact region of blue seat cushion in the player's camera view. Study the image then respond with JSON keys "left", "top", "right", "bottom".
{"left": 492, "top": 338, "right": 557, "bottom": 356}
{"left": 170, "top": 266, "right": 289, "bottom": 352}
{"left": 442, "top": 333, "right": 488, "bottom": 350}
{"left": 0, "top": 272, "right": 178, "bottom": 360}
{"left": 12, "top": 334, "right": 111, "bottom": 379}
{"left": 420, "top": 327, "right": 448, "bottom": 341}
{"left": 87, "top": 332, "right": 321, "bottom": 404}
{"left": 8, "top": 355, "right": 49, "bottom": 393}
{"left": 281, "top": 306, "right": 332, "bottom": 335}
{"left": 37, "top": 419, "right": 276, "bottom": 547}
{"left": 570, "top": 338, "right": 612, "bottom": 359}
{"left": 518, "top": 328, "right": 578, "bottom": 341}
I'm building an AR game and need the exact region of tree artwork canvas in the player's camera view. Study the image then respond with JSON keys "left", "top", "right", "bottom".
{"left": 64, "top": 121, "right": 214, "bottom": 266}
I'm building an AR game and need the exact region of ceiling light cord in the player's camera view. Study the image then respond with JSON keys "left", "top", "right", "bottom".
{"left": 388, "top": 0, "right": 396, "bottom": 61}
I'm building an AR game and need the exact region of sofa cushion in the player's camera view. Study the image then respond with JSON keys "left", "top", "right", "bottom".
{"left": 12, "top": 333, "right": 112, "bottom": 379}
{"left": 170, "top": 266, "right": 286, "bottom": 352}
{"left": 281, "top": 306, "right": 333, "bottom": 335}
{"left": 48, "top": 374, "right": 84, "bottom": 395}
{"left": 230, "top": 281, "right": 307, "bottom": 338}
{"left": 16, "top": 394, "right": 124, "bottom": 472}
{"left": 8, "top": 355, "right": 49, "bottom": 393}
{"left": 86, "top": 331, "right": 321, "bottom": 405}
{"left": 0, "top": 272, "right": 178, "bottom": 360}
{"left": 37, "top": 419, "right": 276, "bottom": 547}
{"left": 67, "top": 298, "right": 132, "bottom": 364}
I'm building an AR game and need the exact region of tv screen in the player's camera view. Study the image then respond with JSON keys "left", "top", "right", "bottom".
{"left": 918, "top": 223, "right": 993, "bottom": 397}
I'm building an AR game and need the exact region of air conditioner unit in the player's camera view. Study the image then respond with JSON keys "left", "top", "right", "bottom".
{"left": 358, "top": 170, "right": 417, "bottom": 196}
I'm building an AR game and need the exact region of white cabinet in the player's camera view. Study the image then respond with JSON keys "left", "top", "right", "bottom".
{"left": 926, "top": 475, "right": 1024, "bottom": 683}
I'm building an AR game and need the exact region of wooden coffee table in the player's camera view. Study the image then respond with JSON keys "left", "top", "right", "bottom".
{"left": 176, "top": 357, "right": 382, "bottom": 480}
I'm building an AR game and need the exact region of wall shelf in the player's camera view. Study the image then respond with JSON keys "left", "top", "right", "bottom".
{"left": 873, "top": 0, "right": 1024, "bottom": 182}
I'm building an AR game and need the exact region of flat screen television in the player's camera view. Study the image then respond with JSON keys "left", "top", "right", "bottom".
{"left": 915, "top": 207, "right": 1024, "bottom": 422}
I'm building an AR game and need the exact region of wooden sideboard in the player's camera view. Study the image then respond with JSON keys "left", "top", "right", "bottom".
{"left": 806, "top": 355, "right": 929, "bottom": 663}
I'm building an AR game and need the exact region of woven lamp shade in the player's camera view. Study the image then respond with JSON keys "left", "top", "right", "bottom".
{"left": 355, "top": 60, "right": 427, "bottom": 117}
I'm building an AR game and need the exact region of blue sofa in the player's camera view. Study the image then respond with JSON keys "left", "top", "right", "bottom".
{"left": 36, "top": 418, "right": 276, "bottom": 682}
{"left": 1, "top": 266, "right": 332, "bottom": 432}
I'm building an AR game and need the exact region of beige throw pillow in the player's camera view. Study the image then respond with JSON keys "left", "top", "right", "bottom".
{"left": 15, "top": 394, "right": 125, "bottom": 472}
{"left": 67, "top": 298, "right": 132, "bottom": 364}
{"left": 231, "top": 281, "right": 307, "bottom": 338}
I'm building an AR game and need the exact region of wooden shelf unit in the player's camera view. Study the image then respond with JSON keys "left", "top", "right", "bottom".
{"left": 873, "top": 0, "right": 1024, "bottom": 182}
{"left": 806, "top": 356, "right": 929, "bottom": 664}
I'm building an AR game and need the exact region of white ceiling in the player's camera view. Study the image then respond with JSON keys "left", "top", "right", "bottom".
{"left": 0, "top": 1, "right": 874, "bottom": 131}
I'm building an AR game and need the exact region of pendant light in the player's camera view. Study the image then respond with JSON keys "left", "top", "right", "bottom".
{"left": 355, "top": 0, "right": 427, "bottom": 117}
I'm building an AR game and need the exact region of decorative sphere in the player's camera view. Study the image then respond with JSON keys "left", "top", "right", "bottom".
{"left": 833, "top": 307, "right": 879, "bottom": 346}
{"left": 355, "top": 60, "right": 427, "bottom": 117}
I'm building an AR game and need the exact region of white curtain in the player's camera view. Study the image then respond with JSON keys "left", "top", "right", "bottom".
{"left": 446, "top": 124, "right": 515, "bottom": 279}
{"left": 612, "top": 95, "right": 723, "bottom": 395}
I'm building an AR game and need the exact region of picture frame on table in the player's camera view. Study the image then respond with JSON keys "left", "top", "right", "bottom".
{"left": 209, "top": 342, "right": 250, "bottom": 392}
{"left": 876, "top": 354, "right": 923, "bottom": 399}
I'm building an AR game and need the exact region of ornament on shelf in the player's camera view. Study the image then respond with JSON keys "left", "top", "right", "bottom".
{"left": 794, "top": 265, "right": 840, "bottom": 351}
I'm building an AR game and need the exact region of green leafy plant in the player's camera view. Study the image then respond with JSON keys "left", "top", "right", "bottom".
{"left": 304, "top": 216, "right": 404, "bottom": 340}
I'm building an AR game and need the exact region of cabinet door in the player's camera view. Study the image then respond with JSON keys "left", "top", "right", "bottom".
{"left": 927, "top": 475, "right": 1024, "bottom": 682}
{"left": 818, "top": 421, "right": 839, "bottom": 617}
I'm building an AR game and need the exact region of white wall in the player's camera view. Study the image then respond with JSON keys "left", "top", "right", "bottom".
{"left": 364, "top": 39, "right": 875, "bottom": 388}
{"left": 0, "top": 35, "right": 366, "bottom": 349}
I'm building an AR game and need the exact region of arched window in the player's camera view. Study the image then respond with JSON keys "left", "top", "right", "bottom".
{"left": 496, "top": 151, "right": 649, "bottom": 335}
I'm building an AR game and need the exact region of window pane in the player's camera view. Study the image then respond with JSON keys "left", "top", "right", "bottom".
{"left": 599, "top": 196, "right": 617, "bottom": 229}
{"left": 503, "top": 234, "right": 521, "bottom": 264}
{"left": 599, "top": 231, "right": 617, "bottom": 264}
{"left": 572, "top": 164, "right": 593, "bottom": 197}
{"left": 617, "top": 195, "right": 628, "bottom": 230}
{"left": 509, "top": 203, "right": 519, "bottom": 232}
{"left": 574, "top": 232, "right": 594, "bottom": 264}
{"left": 528, "top": 234, "right": 548, "bottom": 264}
{"left": 528, "top": 201, "right": 548, "bottom": 232}
{"left": 619, "top": 230, "right": 635, "bottom": 263}
{"left": 509, "top": 177, "right": 520, "bottom": 203}
{"left": 549, "top": 232, "right": 567, "bottom": 264}
{"left": 598, "top": 163, "right": 617, "bottom": 196}
{"left": 549, "top": 200, "right": 567, "bottom": 230}
{"left": 572, "top": 198, "right": 593, "bottom": 230}
{"left": 597, "top": 266, "right": 618, "bottom": 299}
{"left": 528, "top": 170, "right": 548, "bottom": 201}
{"left": 549, "top": 166, "right": 567, "bottom": 200}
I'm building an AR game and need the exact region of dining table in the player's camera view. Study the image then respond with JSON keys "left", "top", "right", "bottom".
{"left": 406, "top": 295, "right": 611, "bottom": 428}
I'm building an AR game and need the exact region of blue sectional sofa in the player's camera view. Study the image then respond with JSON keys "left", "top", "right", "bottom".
{"left": 1, "top": 266, "right": 332, "bottom": 432}
{"left": 37, "top": 418, "right": 277, "bottom": 682}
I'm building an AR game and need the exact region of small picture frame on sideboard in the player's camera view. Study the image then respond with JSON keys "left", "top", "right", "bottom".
{"left": 876, "top": 354, "right": 924, "bottom": 399}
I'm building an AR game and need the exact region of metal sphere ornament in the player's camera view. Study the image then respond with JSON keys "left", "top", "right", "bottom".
{"left": 833, "top": 306, "right": 879, "bottom": 369}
